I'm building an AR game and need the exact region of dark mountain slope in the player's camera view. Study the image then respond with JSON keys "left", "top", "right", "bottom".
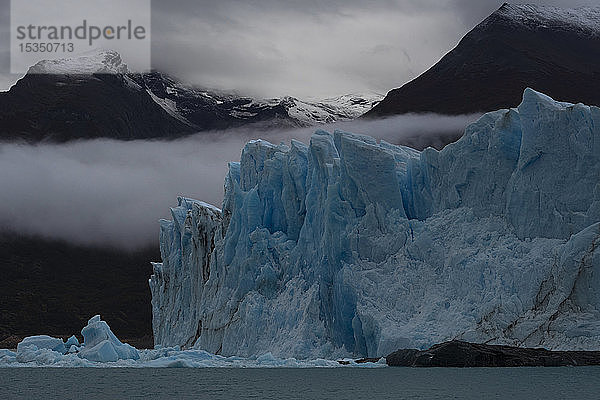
{"left": 0, "top": 233, "right": 158, "bottom": 348}
{"left": 0, "top": 72, "right": 197, "bottom": 142}
{"left": 0, "top": 51, "right": 381, "bottom": 143}
{"left": 366, "top": 3, "right": 600, "bottom": 117}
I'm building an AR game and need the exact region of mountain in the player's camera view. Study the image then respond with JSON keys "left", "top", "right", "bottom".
{"left": 0, "top": 52, "right": 195, "bottom": 142}
{"left": 150, "top": 89, "right": 600, "bottom": 358}
{"left": 0, "top": 233, "right": 157, "bottom": 349}
{"left": 365, "top": 3, "right": 600, "bottom": 117}
{"left": 0, "top": 50, "right": 381, "bottom": 142}
{"left": 131, "top": 71, "right": 381, "bottom": 129}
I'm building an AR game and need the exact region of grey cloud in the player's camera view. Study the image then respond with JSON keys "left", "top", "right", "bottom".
{"left": 148, "top": 0, "right": 597, "bottom": 98}
{"left": 1, "top": 0, "right": 596, "bottom": 95}
{"left": 0, "top": 113, "right": 478, "bottom": 249}
{"left": 451, "top": 0, "right": 600, "bottom": 26}
{"left": 149, "top": 0, "right": 464, "bottom": 98}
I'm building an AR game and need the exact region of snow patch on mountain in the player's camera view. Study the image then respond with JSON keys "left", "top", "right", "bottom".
{"left": 288, "top": 94, "right": 383, "bottom": 124}
{"left": 489, "top": 3, "right": 600, "bottom": 35}
{"left": 20, "top": 52, "right": 382, "bottom": 132}
{"left": 28, "top": 50, "right": 128, "bottom": 75}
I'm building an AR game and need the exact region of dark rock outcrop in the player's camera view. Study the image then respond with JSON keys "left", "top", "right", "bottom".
{"left": 337, "top": 357, "right": 382, "bottom": 365}
{"left": 386, "top": 341, "right": 600, "bottom": 367}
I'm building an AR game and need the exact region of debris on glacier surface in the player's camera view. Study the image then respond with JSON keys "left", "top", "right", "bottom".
{"left": 150, "top": 88, "right": 600, "bottom": 358}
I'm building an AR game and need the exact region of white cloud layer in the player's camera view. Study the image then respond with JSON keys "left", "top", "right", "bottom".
{"left": 0, "top": 114, "right": 477, "bottom": 248}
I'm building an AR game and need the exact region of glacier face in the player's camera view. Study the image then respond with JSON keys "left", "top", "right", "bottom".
{"left": 150, "top": 89, "right": 600, "bottom": 358}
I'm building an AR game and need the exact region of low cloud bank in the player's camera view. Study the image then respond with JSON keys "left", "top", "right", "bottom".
{"left": 0, "top": 113, "right": 478, "bottom": 248}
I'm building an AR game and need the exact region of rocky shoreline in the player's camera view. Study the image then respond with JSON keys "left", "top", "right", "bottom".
{"left": 386, "top": 341, "right": 600, "bottom": 367}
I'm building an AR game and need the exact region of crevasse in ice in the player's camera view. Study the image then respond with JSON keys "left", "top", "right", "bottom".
{"left": 150, "top": 89, "right": 600, "bottom": 358}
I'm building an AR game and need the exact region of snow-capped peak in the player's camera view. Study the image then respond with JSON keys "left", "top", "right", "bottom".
{"left": 28, "top": 50, "right": 128, "bottom": 75}
{"left": 489, "top": 3, "right": 600, "bottom": 35}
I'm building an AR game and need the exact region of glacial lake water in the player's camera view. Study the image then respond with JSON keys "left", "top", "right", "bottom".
{"left": 1, "top": 367, "right": 599, "bottom": 399}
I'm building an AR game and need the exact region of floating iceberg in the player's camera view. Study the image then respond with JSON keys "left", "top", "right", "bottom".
{"left": 1, "top": 316, "right": 379, "bottom": 368}
{"left": 8, "top": 315, "right": 138, "bottom": 365}
{"left": 78, "top": 315, "right": 139, "bottom": 362}
{"left": 150, "top": 89, "right": 600, "bottom": 358}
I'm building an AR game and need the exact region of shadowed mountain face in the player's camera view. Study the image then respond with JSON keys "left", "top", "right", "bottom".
{"left": 129, "top": 72, "right": 296, "bottom": 132}
{"left": 0, "top": 72, "right": 197, "bottom": 142}
{"left": 366, "top": 3, "right": 600, "bottom": 117}
{"left": 0, "top": 233, "right": 158, "bottom": 349}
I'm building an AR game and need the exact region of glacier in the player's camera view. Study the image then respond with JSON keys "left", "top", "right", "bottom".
{"left": 150, "top": 88, "right": 600, "bottom": 358}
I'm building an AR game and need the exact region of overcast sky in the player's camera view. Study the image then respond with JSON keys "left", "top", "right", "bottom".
{"left": 1, "top": 0, "right": 598, "bottom": 97}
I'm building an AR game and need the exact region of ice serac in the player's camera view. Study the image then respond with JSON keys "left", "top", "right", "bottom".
{"left": 150, "top": 198, "right": 223, "bottom": 348}
{"left": 150, "top": 89, "right": 600, "bottom": 358}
